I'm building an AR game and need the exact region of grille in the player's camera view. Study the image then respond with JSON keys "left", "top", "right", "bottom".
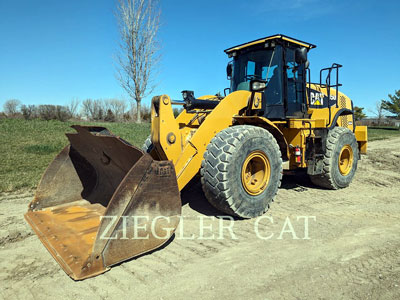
{"left": 340, "top": 95, "right": 346, "bottom": 108}
{"left": 340, "top": 115, "right": 349, "bottom": 128}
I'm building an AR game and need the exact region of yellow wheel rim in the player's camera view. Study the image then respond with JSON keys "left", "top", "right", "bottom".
{"left": 338, "top": 144, "right": 354, "bottom": 176}
{"left": 241, "top": 150, "right": 270, "bottom": 196}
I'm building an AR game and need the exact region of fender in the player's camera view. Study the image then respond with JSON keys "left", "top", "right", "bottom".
{"left": 327, "top": 108, "right": 353, "bottom": 130}
{"left": 233, "top": 116, "right": 289, "bottom": 161}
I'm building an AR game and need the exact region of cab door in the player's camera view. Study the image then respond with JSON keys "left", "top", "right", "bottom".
{"left": 262, "top": 45, "right": 285, "bottom": 119}
{"left": 284, "top": 48, "right": 307, "bottom": 118}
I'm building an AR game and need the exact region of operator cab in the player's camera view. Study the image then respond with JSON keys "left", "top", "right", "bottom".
{"left": 224, "top": 34, "right": 316, "bottom": 120}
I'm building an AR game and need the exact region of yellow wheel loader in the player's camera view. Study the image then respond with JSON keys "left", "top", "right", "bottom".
{"left": 25, "top": 34, "right": 368, "bottom": 280}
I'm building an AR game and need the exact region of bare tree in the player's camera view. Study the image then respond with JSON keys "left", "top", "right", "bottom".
{"left": 81, "top": 99, "right": 91, "bottom": 120}
{"left": 68, "top": 98, "right": 81, "bottom": 118}
{"left": 368, "top": 100, "right": 386, "bottom": 125}
{"left": 81, "top": 99, "right": 104, "bottom": 121}
{"left": 115, "top": 0, "right": 160, "bottom": 123}
{"left": 3, "top": 99, "right": 21, "bottom": 116}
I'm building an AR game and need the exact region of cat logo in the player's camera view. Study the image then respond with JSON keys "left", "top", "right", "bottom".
{"left": 309, "top": 90, "right": 338, "bottom": 106}
{"left": 254, "top": 95, "right": 261, "bottom": 108}
{"left": 310, "top": 92, "right": 324, "bottom": 106}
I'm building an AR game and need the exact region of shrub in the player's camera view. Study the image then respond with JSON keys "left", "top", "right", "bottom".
{"left": 130, "top": 104, "right": 151, "bottom": 122}
{"left": 38, "top": 105, "right": 56, "bottom": 120}
{"left": 21, "top": 105, "right": 38, "bottom": 120}
{"left": 104, "top": 99, "right": 127, "bottom": 121}
{"left": 38, "top": 105, "right": 70, "bottom": 121}
{"left": 104, "top": 109, "right": 116, "bottom": 122}
{"left": 141, "top": 105, "right": 151, "bottom": 121}
{"left": 123, "top": 112, "right": 131, "bottom": 121}
{"left": 55, "top": 105, "right": 70, "bottom": 122}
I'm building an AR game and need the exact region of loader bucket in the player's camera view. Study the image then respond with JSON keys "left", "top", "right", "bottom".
{"left": 24, "top": 125, "right": 181, "bottom": 280}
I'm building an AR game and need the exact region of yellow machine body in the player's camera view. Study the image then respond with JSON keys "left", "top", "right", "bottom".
{"left": 150, "top": 86, "right": 367, "bottom": 188}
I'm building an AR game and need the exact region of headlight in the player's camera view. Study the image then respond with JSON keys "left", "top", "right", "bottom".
{"left": 251, "top": 80, "right": 267, "bottom": 92}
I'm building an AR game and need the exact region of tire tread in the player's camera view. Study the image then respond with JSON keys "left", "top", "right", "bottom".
{"left": 201, "top": 125, "right": 282, "bottom": 218}
{"left": 310, "top": 127, "right": 357, "bottom": 189}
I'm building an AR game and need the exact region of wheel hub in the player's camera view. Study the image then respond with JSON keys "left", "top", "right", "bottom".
{"left": 241, "top": 151, "right": 270, "bottom": 195}
{"left": 338, "top": 144, "right": 353, "bottom": 176}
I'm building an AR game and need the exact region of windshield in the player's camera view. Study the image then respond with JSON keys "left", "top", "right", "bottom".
{"left": 230, "top": 46, "right": 283, "bottom": 105}
{"left": 231, "top": 48, "right": 277, "bottom": 92}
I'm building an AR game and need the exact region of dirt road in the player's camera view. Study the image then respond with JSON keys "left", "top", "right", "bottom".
{"left": 1, "top": 137, "right": 400, "bottom": 300}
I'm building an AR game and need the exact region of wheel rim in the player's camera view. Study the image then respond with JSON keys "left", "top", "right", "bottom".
{"left": 338, "top": 144, "right": 353, "bottom": 176}
{"left": 241, "top": 150, "right": 270, "bottom": 196}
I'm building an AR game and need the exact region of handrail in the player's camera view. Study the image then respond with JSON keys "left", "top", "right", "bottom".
{"left": 319, "top": 63, "right": 343, "bottom": 127}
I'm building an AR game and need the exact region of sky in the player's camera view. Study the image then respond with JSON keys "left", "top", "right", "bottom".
{"left": 0, "top": 0, "right": 399, "bottom": 115}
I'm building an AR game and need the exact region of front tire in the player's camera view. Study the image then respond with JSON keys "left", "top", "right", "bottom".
{"left": 201, "top": 125, "right": 282, "bottom": 218}
{"left": 310, "top": 127, "right": 358, "bottom": 189}
{"left": 141, "top": 135, "right": 153, "bottom": 153}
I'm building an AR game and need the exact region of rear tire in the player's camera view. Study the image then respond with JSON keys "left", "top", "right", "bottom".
{"left": 310, "top": 127, "right": 358, "bottom": 189}
{"left": 201, "top": 125, "right": 282, "bottom": 218}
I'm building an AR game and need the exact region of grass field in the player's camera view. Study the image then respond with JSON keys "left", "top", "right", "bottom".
{"left": 0, "top": 118, "right": 150, "bottom": 192}
{"left": 1, "top": 118, "right": 399, "bottom": 192}
{"left": 367, "top": 126, "right": 400, "bottom": 141}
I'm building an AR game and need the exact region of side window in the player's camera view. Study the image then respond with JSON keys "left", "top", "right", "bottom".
{"left": 264, "top": 65, "right": 277, "bottom": 81}
{"left": 237, "top": 60, "right": 256, "bottom": 91}
{"left": 286, "top": 49, "right": 298, "bottom": 103}
{"left": 261, "top": 66, "right": 267, "bottom": 79}
{"left": 264, "top": 46, "right": 283, "bottom": 105}
{"left": 285, "top": 47, "right": 306, "bottom": 117}
{"left": 246, "top": 61, "right": 256, "bottom": 79}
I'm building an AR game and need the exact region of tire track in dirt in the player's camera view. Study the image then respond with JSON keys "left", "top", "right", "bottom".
{"left": 267, "top": 241, "right": 400, "bottom": 300}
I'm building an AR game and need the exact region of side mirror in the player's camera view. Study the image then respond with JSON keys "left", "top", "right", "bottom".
{"left": 250, "top": 79, "right": 267, "bottom": 92}
{"left": 305, "top": 60, "right": 310, "bottom": 69}
{"left": 226, "top": 62, "right": 233, "bottom": 79}
{"left": 295, "top": 47, "right": 308, "bottom": 64}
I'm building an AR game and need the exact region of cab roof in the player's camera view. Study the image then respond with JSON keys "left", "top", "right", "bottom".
{"left": 224, "top": 34, "right": 316, "bottom": 54}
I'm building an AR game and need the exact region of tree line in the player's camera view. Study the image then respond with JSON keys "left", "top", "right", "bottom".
{"left": 1, "top": 98, "right": 153, "bottom": 122}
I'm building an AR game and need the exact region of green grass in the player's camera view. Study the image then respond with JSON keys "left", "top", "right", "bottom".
{"left": 0, "top": 118, "right": 150, "bottom": 192}
{"left": 367, "top": 127, "right": 400, "bottom": 141}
